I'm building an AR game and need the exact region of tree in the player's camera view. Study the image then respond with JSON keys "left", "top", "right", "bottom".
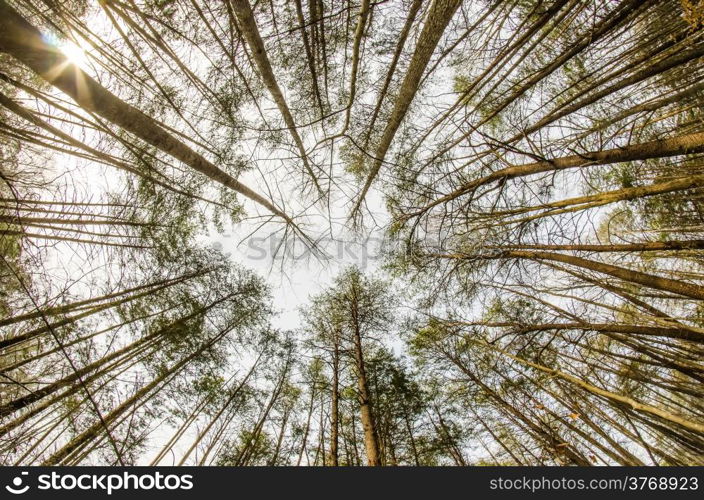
{"left": 1, "top": 0, "right": 703, "bottom": 466}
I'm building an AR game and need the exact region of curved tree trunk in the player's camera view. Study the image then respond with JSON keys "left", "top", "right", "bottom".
{"left": 0, "top": 0, "right": 297, "bottom": 225}
{"left": 414, "top": 130, "right": 704, "bottom": 217}
{"left": 496, "top": 347, "right": 704, "bottom": 434}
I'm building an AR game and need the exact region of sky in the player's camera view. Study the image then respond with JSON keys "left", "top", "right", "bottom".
{"left": 31, "top": 1, "right": 459, "bottom": 338}
{"left": 7, "top": 2, "right": 453, "bottom": 464}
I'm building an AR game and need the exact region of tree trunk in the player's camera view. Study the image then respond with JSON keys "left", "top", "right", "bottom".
{"left": 296, "top": 386, "right": 316, "bottom": 466}
{"left": 415, "top": 130, "right": 704, "bottom": 217}
{"left": 41, "top": 323, "right": 234, "bottom": 465}
{"left": 353, "top": 0, "right": 462, "bottom": 214}
{"left": 496, "top": 240, "right": 704, "bottom": 253}
{"left": 330, "top": 335, "right": 340, "bottom": 465}
{"left": 494, "top": 346, "right": 704, "bottom": 434}
{"left": 352, "top": 323, "right": 380, "bottom": 465}
{"left": 176, "top": 348, "right": 265, "bottom": 465}
{"left": 363, "top": 0, "right": 423, "bottom": 148}
{"left": 0, "top": 0, "right": 296, "bottom": 225}
{"left": 229, "top": 0, "right": 321, "bottom": 193}
{"left": 434, "top": 249, "right": 704, "bottom": 300}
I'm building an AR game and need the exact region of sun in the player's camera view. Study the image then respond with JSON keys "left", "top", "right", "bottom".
{"left": 59, "top": 40, "right": 89, "bottom": 68}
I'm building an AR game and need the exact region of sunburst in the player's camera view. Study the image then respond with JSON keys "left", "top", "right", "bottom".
{"left": 59, "top": 40, "right": 88, "bottom": 68}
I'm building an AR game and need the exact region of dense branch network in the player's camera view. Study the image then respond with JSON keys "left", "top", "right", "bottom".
{"left": 0, "top": 0, "right": 703, "bottom": 465}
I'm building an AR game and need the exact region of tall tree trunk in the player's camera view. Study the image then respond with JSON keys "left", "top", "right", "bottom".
{"left": 0, "top": 331, "right": 161, "bottom": 418}
{"left": 293, "top": 0, "right": 324, "bottom": 116}
{"left": 353, "top": 0, "right": 462, "bottom": 215}
{"left": 363, "top": 0, "right": 423, "bottom": 148}
{"left": 229, "top": 0, "right": 322, "bottom": 193}
{"left": 41, "top": 323, "right": 235, "bottom": 465}
{"left": 0, "top": 0, "right": 298, "bottom": 225}
{"left": 414, "top": 131, "right": 704, "bottom": 217}
{"left": 329, "top": 334, "right": 340, "bottom": 466}
{"left": 270, "top": 408, "right": 290, "bottom": 466}
{"left": 449, "top": 355, "right": 591, "bottom": 465}
{"left": 176, "top": 348, "right": 266, "bottom": 465}
{"left": 340, "top": 0, "right": 370, "bottom": 134}
{"left": 350, "top": 411, "right": 361, "bottom": 466}
{"left": 0, "top": 268, "right": 210, "bottom": 328}
{"left": 449, "top": 319, "right": 704, "bottom": 344}
{"left": 494, "top": 346, "right": 704, "bottom": 434}
{"left": 495, "top": 240, "right": 704, "bottom": 253}
{"left": 296, "top": 385, "right": 316, "bottom": 466}
{"left": 236, "top": 356, "right": 290, "bottom": 465}
{"left": 434, "top": 249, "right": 704, "bottom": 300}
{"left": 352, "top": 323, "right": 380, "bottom": 465}
{"left": 403, "top": 410, "right": 420, "bottom": 466}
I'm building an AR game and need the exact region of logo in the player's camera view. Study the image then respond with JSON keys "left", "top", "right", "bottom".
{"left": 38, "top": 472, "right": 193, "bottom": 495}
{"left": 5, "top": 472, "right": 30, "bottom": 495}
{"left": 3, "top": 471, "right": 194, "bottom": 496}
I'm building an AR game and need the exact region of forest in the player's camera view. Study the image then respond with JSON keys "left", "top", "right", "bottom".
{"left": 0, "top": 0, "right": 703, "bottom": 466}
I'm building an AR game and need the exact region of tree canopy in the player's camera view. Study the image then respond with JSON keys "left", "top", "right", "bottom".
{"left": 0, "top": 0, "right": 703, "bottom": 465}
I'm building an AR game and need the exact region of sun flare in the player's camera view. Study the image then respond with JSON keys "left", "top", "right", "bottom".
{"left": 59, "top": 40, "right": 88, "bottom": 68}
